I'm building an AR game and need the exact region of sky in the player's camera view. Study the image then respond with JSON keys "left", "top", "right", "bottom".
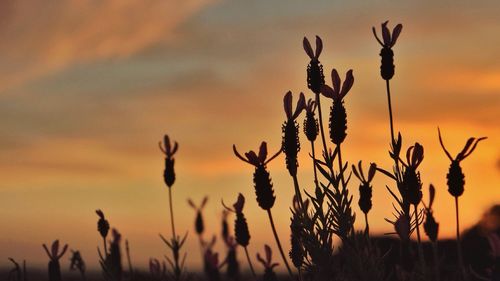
{"left": 0, "top": 0, "right": 499, "bottom": 272}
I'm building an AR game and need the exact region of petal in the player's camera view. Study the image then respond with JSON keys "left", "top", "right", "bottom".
{"left": 391, "top": 24, "right": 403, "bottom": 47}
{"left": 372, "top": 26, "right": 384, "bottom": 46}
{"left": 245, "top": 151, "right": 259, "bottom": 165}
{"left": 201, "top": 196, "right": 209, "bottom": 209}
{"left": 258, "top": 141, "right": 268, "bottom": 163}
{"left": 265, "top": 244, "right": 272, "bottom": 263}
{"left": 340, "top": 69, "right": 354, "bottom": 98}
{"left": 381, "top": 21, "right": 391, "bottom": 46}
{"left": 303, "top": 37, "right": 314, "bottom": 59}
{"left": 234, "top": 193, "right": 245, "bottom": 213}
{"left": 320, "top": 85, "right": 335, "bottom": 99}
{"left": 315, "top": 35, "right": 323, "bottom": 59}
{"left": 187, "top": 199, "right": 196, "bottom": 209}
{"left": 292, "top": 92, "right": 306, "bottom": 120}
{"left": 52, "top": 240, "right": 59, "bottom": 257}
{"left": 429, "top": 184, "right": 435, "bottom": 209}
{"left": 331, "top": 69, "right": 341, "bottom": 94}
{"left": 368, "top": 163, "right": 377, "bottom": 182}
{"left": 283, "top": 91, "right": 293, "bottom": 120}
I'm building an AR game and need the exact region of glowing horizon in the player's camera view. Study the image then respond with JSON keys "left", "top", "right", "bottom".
{"left": 0, "top": 0, "right": 498, "bottom": 271}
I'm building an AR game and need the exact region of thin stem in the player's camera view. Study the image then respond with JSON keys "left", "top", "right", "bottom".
{"left": 432, "top": 241, "right": 440, "bottom": 281}
{"left": 336, "top": 145, "right": 346, "bottom": 189}
{"left": 385, "top": 79, "right": 395, "bottom": 142}
{"left": 292, "top": 175, "right": 304, "bottom": 210}
{"left": 267, "top": 209, "right": 294, "bottom": 278}
{"left": 455, "top": 196, "right": 465, "bottom": 279}
{"left": 244, "top": 246, "right": 257, "bottom": 278}
{"left": 126, "top": 240, "right": 133, "bottom": 276}
{"left": 311, "top": 141, "right": 319, "bottom": 190}
{"left": 315, "top": 93, "right": 329, "bottom": 155}
{"left": 414, "top": 204, "right": 426, "bottom": 273}
{"left": 103, "top": 237, "right": 108, "bottom": 256}
{"left": 168, "top": 187, "right": 177, "bottom": 239}
{"left": 298, "top": 267, "right": 303, "bottom": 281}
{"left": 364, "top": 213, "right": 369, "bottom": 235}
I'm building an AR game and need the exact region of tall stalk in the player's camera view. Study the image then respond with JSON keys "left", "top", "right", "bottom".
{"left": 414, "top": 205, "right": 426, "bottom": 272}
{"left": 243, "top": 247, "right": 257, "bottom": 278}
{"left": 267, "top": 210, "right": 293, "bottom": 277}
{"left": 455, "top": 197, "right": 465, "bottom": 278}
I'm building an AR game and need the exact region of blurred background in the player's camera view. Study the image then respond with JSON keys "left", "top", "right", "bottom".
{"left": 0, "top": 0, "right": 498, "bottom": 271}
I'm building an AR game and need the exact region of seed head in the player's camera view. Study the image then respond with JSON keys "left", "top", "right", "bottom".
{"left": 188, "top": 196, "right": 208, "bottom": 236}
{"left": 282, "top": 91, "right": 306, "bottom": 176}
{"left": 402, "top": 143, "right": 424, "bottom": 205}
{"left": 96, "top": 209, "right": 110, "bottom": 239}
{"left": 423, "top": 184, "right": 439, "bottom": 242}
{"left": 159, "top": 134, "right": 179, "bottom": 188}
{"left": 257, "top": 245, "right": 279, "bottom": 281}
{"left": 303, "top": 99, "right": 319, "bottom": 142}
{"left": 372, "top": 21, "right": 403, "bottom": 80}
{"left": 289, "top": 211, "right": 304, "bottom": 269}
{"left": 223, "top": 194, "right": 251, "bottom": 247}
{"left": 352, "top": 161, "right": 377, "bottom": 214}
{"left": 321, "top": 69, "right": 354, "bottom": 145}
{"left": 233, "top": 142, "right": 281, "bottom": 210}
{"left": 438, "top": 128, "right": 486, "bottom": 198}
{"left": 304, "top": 36, "right": 325, "bottom": 94}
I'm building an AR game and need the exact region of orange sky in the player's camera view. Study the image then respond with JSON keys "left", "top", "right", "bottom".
{"left": 0, "top": 0, "right": 499, "bottom": 271}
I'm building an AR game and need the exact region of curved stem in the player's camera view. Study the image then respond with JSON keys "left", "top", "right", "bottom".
{"left": 455, "top": 197, "right": 465, "bottom": 279}
{"left": 244, "top": 246, "right": 257, "bottom": 278}
{"left": 168, "top": 187, "right": 177, "bottom": 239}
{"left": 267, "top": 209, "right": 293, "bottom": 278}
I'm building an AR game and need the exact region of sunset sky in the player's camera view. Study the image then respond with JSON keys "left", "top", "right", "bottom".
{"left": 0, "top": 0, "right": 499, "bottom": 271}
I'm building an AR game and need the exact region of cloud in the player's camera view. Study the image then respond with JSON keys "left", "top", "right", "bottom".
{"left": 0, "top": 0, "right": 216, "bottom": 92}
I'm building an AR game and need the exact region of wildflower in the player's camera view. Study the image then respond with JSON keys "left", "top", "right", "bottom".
{"left": 352, "top": 161, "right": 377, "bottom": 215}
{"left": 188, "top": 196, "right": 208, "bottom": 236}
{"left": 96, "top": 209, "right": 110, "bottom": 253}
{"left": 372, "top": 21, "right": 403, "bottom": 80}
{"left": 223, "top": 194, "right": 256, "bottom": 277}
{"left": 303, "top": 98, "right": 319, "bottom": 142}
{"left": 159, "top": 134, "right": 179, "bottom": 188}
{"left": 282, "top": 91, "right": 306, "bottom": 176}
{"left": 69, "top": 250, "right": 86, "bottom": 279}
{"left": 149, "top": 258, "right": 166, "bottom": 279}
{"left": 304, "top": 36, "right": 325, "bottom": 94}
{"left": 223, "top": 194, "right": 251, "bottom": 247}
{"left": 204, "top": 250, "right": 224, "bottom": 281}
{"left": 321, "top": 69, "right": 354, "bottom": 145}
{"left": 402, "top": 143, "right": 424, "bottom": 206}
{"left": 423, "top": 184, "right": 439, "bottom": 242}
{"left": 224, "top": 236, "right": 240, "bottom": 280}
{"left": 289, "top": 204, "right": 304, "bottom": 269}
{"left": 438, "top": 128, "right": 487, "bottom": 197}
{"left": 43, "top": 240, "right": 68, "bottom": 281}
{"left": 233, "top": 142, "right": 281, "bottom": 210}
{"left": 257, "top": 245, "right": 279, "bottom": 281}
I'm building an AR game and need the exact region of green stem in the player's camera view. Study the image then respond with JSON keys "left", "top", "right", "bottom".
{"left": 267, "top": 209, "right": 294, "bottom": 278}
{"left": 292, "top": 175, "right": 304, "bottom": 210}
{"left": 168, "top": 187, "right": 181, "bottom": 281}
{"left": 103, "top": 237, "right": 108, "bottom": 256}
{"left": 244, "top": 246, "right": 257, "bottom": 278}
